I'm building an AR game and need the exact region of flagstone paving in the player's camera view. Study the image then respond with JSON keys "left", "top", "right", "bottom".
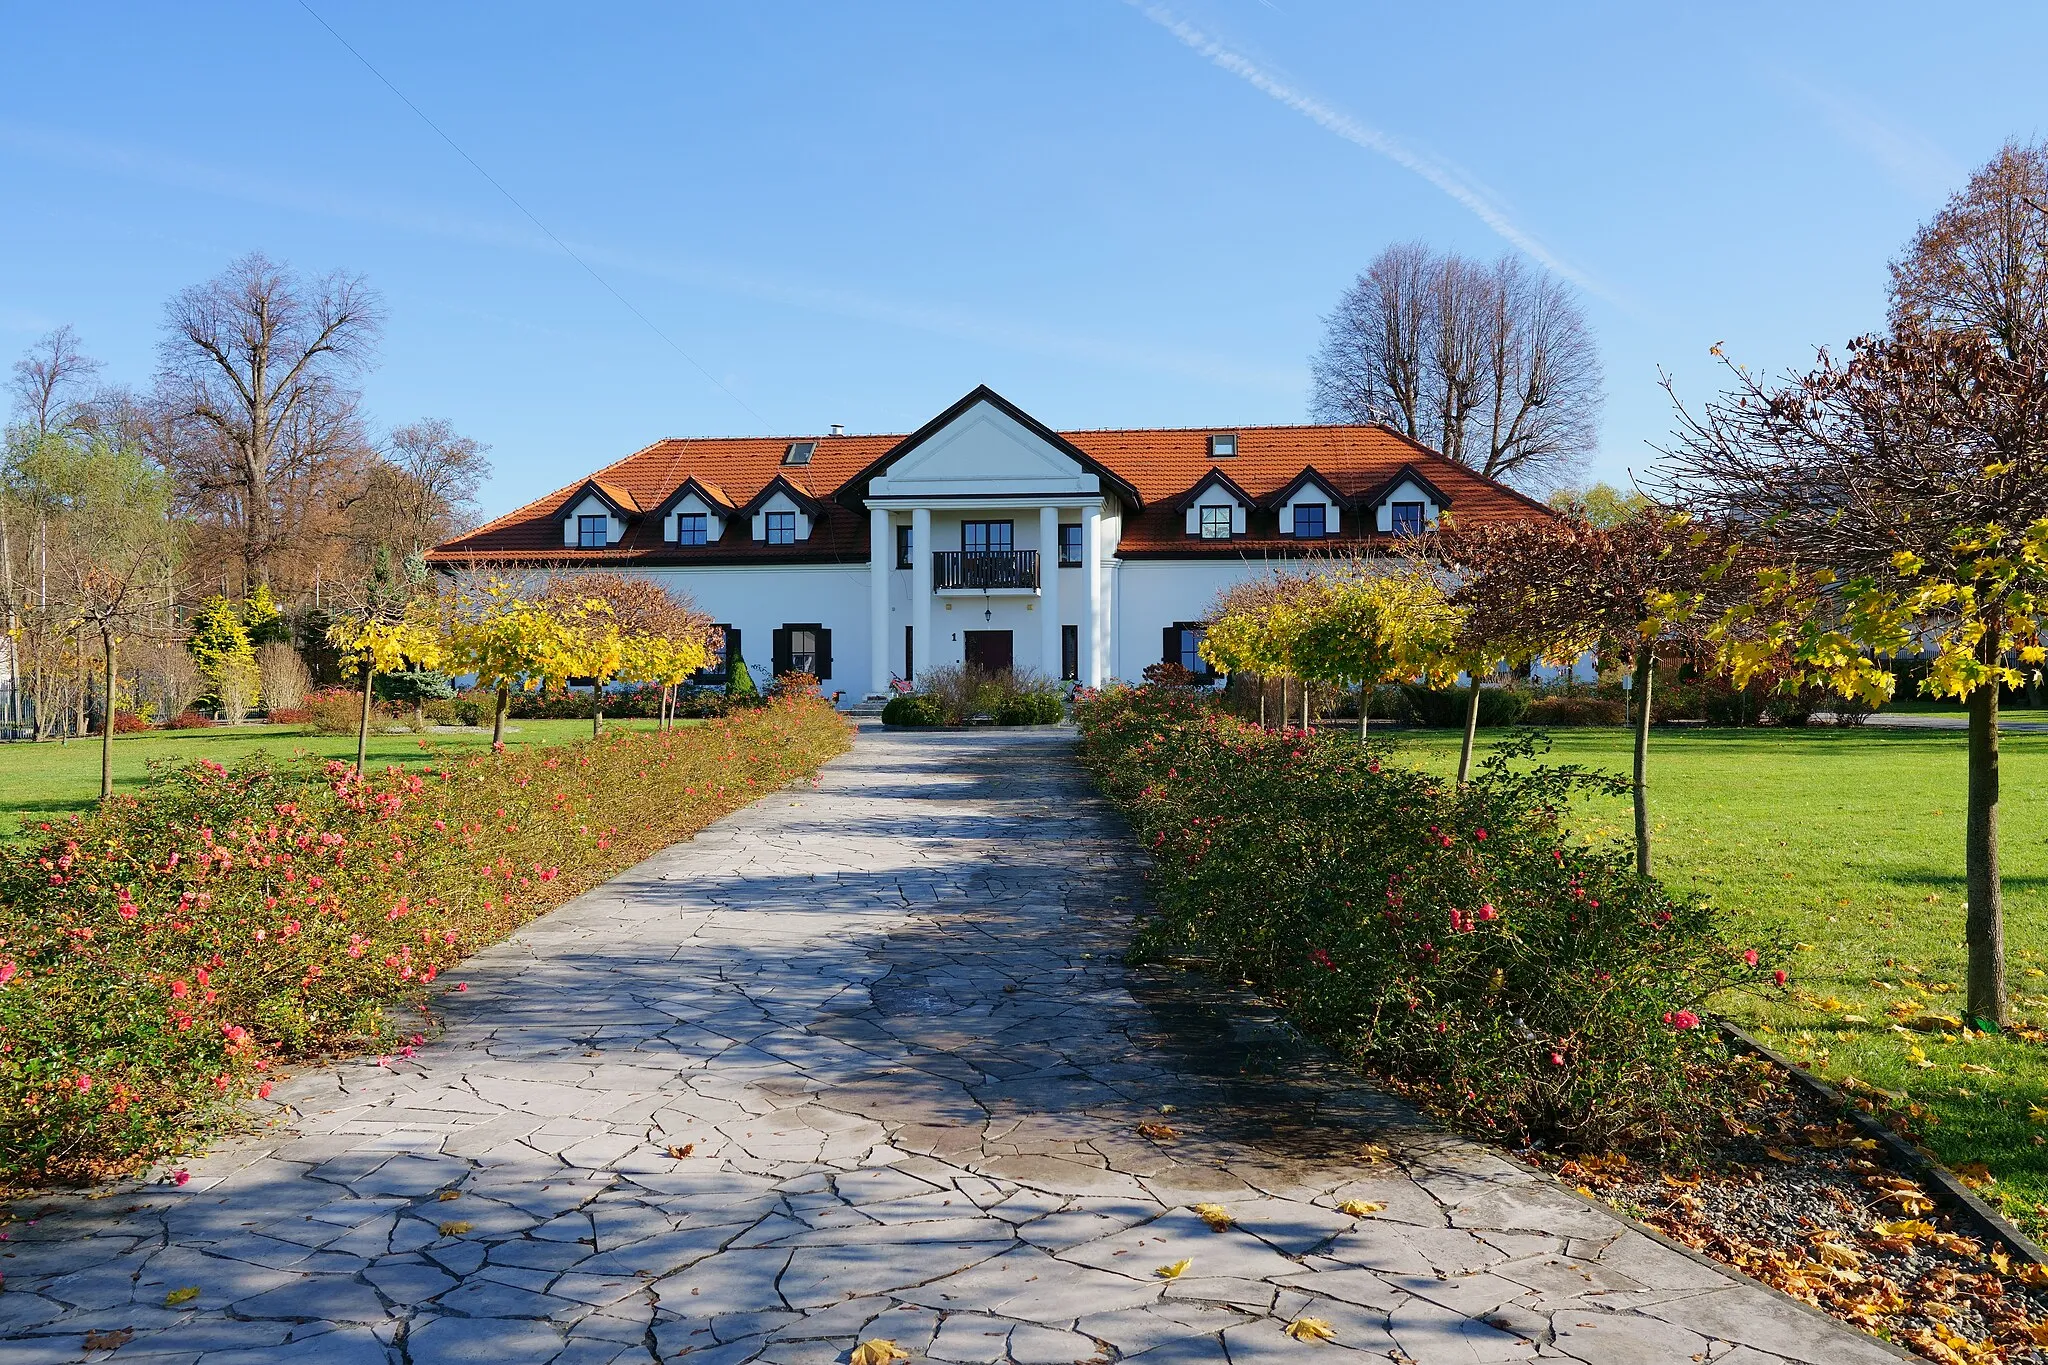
{"left": 1, "top": 726, "right": 1907, "bottom": 1365}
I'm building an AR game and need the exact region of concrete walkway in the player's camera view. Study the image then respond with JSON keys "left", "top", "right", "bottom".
{"left": 1, "top": 727, "right": 1904, "bottom": 1365}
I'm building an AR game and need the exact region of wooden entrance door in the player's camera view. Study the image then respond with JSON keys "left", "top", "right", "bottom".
{"left": 963, "top": 630, "right": 1013, "bottom": 675}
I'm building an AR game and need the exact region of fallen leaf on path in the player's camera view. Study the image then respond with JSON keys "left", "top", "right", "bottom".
{"left": 1283, "top": 1317, "right": 1336, "bottom": 1343}
{"left": 1355, "top": 1142, "right": 1390, "bottom": 1162}
{"left": 437, "top": 1189, "right": 461, "bottom": 1201}
{"left": 83, "top": 1329, "right": 134, "bottom": 1351}
{"left": 665, "top": 1143, "right": 696, "bottom": 1159}
{"left": 163, "top": 1286, "right": 199, "bottom": 1306}
{"left": 1155, "top": 1258, "right": 1192, "bottom": 1279}
{"left": 438, "top": 1220, "right": 473, "bottom": 1236}
{"left": 1193, "top": 1203, "right": 1233, "bottom": 1231}
{"left": 849, "top": 1340, "right": 910, "bottom": 1365}
{"left": 1336, "top": 1199, "right": 1385, "bottom": 1216}
{"left": 1136, "top": 1121, "right": 1178, "bottom": 1141}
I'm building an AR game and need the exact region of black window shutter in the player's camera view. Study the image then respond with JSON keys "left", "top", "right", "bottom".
{"left": 771, "top": 627, "right": 791, "bottom": 677}
{"left": 814, "top": 628, "right": 833, "bottom": 681}
{"left": 1162, "top": 626, "right": 1179, "bottom": 665}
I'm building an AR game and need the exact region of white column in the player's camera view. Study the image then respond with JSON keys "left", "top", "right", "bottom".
{"left": 868, "top": 504, "right": 890, "bottom": 696}
{"left": 910, "top": 506, "right": 933, "bottom": 684}
{"left": 1038, "top": 504, "right": 1061, "bottom": 681}
{"left": 1082, "top": 503, "right": 1105, "bottom": 686}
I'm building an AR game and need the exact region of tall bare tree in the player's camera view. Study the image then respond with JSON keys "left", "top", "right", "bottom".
{"left": 10, "top": 325, "right": 103, "bottom": 438}
{"left": 155, "top": 253, "right": 383, "bottom": 592}
{"left": 345, "top": 418, "right": 492, "bottom": 562}
{"left": 1311, "top": 244, "right": 1602, "bottom": 491}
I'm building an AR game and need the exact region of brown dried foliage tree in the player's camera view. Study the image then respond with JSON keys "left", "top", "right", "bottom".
{"left": 1660, "top": 143, "right": 2048, "bottom": 1026}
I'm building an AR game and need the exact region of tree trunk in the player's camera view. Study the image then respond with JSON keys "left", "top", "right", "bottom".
{"left": 1631, "top": 644, "right": 1655, "bottom": 877}
{"left": 355, "top": 663, "right": 374, "bottom": 773}
{"left": 75, "top": 633, "right": 88, "bottom": 737}
{"left": 592, "top": 682, "right": 604, "bottom": 738}
{"left": 491, "top": 679, "right": 510, "bottom": 746}
{"left": 1457, "top": 674, "right": 1482, "bottom": 786}
{"left": 1359, "top": 680, "right": 1369, "bottom": 744}
{"left": 1966, "top": 667, "right": 2006, "bottom": 1028}
{"left": 100, "top": 631, "right": 117, "bottom": 800}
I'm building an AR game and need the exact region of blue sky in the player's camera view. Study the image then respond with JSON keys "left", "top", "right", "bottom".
{"left": 2, "top": 2, "right": 2039, "bottom": 518}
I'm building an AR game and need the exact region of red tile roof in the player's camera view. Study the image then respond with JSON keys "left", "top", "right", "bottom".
{"left": 427, "top": 418, "right": 1550, "bottom": 567}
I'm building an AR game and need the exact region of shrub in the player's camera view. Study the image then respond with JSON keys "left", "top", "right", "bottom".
{"left": 256, "top": 643, "right": 311, "bottom": 714}
{"left": 882, "top": 694, "right": 948, "bottom": 727}
{"left": 768, "top": 670, "right": 819, "bottom": 700}
{"left": 1523, "top": 695, "right": 1628, "bottom": 726}
{"left": 910, "top": 665, "right": 1064, "bottom": 725}
{"left": 101, "top": 710, "right": 153, "bottom": 735}
{"left": 267, "top": 706, "right": 313, "bottom": 726}
{"left": 303, "top": 687, "right": 367, "bottom": 736}
{"left": 165, "top": 710, "right": 214, "bottom": 731}
{"left": 451, "top": 695, "right": 487, "bottom": 727}
{"left": 0, "top": 694, "right": 850, "bottom": 1185}
{"left": 726, "top": 657, "right": 759, "bottom": 700}
{"left": 995, "top": 690, "right": 1064, "bottom": 725}
{"left": 1076, "top": 686, "right": 1781, "bottom": 1149}
{"left": 1399, "top": 684, "right": 1532, "bottom": 729}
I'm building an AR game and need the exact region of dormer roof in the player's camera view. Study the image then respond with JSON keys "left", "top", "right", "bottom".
{"left": 1172, "top": 465, "right": 1256, "bottom": 512}
{"left": 1262, "top": 465, "right": 1348, "bottom": 511}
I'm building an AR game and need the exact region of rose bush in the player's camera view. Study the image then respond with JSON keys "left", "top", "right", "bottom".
{"left": 1078, "top": 684, "right": 1782, "bottom": 1148}
{"left": 0, "top": 693, "right": 849, "bottom": 1186}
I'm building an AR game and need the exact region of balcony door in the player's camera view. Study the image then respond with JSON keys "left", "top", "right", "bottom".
{"left": 961, "top": 520, "right": 1014, "bottom": 554}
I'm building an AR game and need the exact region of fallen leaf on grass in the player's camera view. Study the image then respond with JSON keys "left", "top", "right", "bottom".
{"left": 1841, "top": 1014, "right": 1870, "bottom": 1024}
{"left": 665, "top": 1143, "right": 696, "bottom": 1159}
{"left": 1336, "top": 1199, "right": 1385, "bottom": 1217}
{"left": 163, "top": 1286, "right": 199, "bottom": 1306}
{"left": 1283, "top": 1317, "right": 1336, "bottom": 1343}
{"left": 437, "top": 1189, "right": 461, "bottom": 1201}
{"left": 1136, "top": 1121, "right": 1179, "bottom": 1142}
{"left": 438, "top": 1220, "right": 473, "bottom": 1236}
{"left": 1909, "top": 1013, "right": 1965, "bottom": 1033}
{"left": 1193, "top": 1203, "right": 1233, "bottom": 1231}
{"left": 1957, "top": 1062, "right": 1997, "bottom": 1076}
{"left": 1155, "top": 1258, "right": 1192, "bottom": 1279}
{"left": 849, "top": 1340, "right": 909, "bottom": 1365}
{"left": 83, "top": 1329, "right": 134, "bottom": 1351}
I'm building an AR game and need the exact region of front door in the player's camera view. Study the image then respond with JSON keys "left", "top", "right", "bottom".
{"left": 963, "top": 630, "right": 1013, "bottom": 675}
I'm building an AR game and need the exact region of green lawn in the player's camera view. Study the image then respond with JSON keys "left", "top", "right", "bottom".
{"left": 0, "top": 719, "right": 659, "bottom": 834}
{"left": 1392, "top": 724, "right": 2048, "bottom": 1229}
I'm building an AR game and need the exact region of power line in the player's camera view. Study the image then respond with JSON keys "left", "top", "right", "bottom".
{"left": 295, "top": 0, "right": 770, "bottom": 428}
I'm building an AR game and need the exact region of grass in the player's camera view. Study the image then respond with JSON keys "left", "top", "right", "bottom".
{"left": 0, "top": 719, "right": 663, "bottom": 835}
{"left": 1391, "top": 723, "right": 2048, "bottom": 1232}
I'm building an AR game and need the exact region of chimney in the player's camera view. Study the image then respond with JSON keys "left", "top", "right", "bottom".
{"left": 829, "top": 423, "right": 845, "bottom": 437}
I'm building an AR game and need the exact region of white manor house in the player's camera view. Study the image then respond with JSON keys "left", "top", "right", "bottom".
{"left": 428, "top": 386, "right": 1549, "bottom": 700}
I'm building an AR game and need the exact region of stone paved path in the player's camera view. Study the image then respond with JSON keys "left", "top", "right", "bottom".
{"left": 2, "top": 727, "right": 1905, "bottom": 1365}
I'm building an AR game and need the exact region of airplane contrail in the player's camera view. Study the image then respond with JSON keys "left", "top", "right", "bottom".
{"left": 1130, "top": 2, "right": 1605, "bottom": 297}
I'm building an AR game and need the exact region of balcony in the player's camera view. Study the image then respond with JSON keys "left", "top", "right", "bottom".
{"left": 933, "top": 549, "right": 1039, "bottom": 592}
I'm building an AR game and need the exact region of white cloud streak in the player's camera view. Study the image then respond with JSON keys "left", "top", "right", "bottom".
{"left": 1763, "top": 68, "right": 1963, "bottom": 202}
{"left": 1129, "top": 2, "right": 1604, "bottom": 296}
{"left": 0, "top": 122, "right": 1299, "bottom": 396}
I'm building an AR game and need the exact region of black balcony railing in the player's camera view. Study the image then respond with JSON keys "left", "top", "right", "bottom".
{"left": 933, "top": 549, "right": 1039, "bottom": 590}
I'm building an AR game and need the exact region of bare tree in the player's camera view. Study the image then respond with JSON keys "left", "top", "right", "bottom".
{"left": 345, "top": 418, "right": 493, "bottom": 562}
{"left": 155, "top": 253, "right": 383, "bottom": 591}
{"left": 1891, "top": 139, "right": 2048, "bottom": 354}
{"left": 1311, "top": 245, "right": 1601, "bottom": 491}
{"left": 9, "top": 325, "right": 103, "bottom": 438}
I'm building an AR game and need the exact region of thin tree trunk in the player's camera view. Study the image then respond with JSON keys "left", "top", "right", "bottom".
{"left": 1259, "top": 678, "right": 1266, "bottom": 728}
{"left": 75, "top": 633, "right": 88, "bottom": 737}
{"left": 1631, "top": 644, "right": 1655, "bottom": 877}
{"left": 1966, "top": 658, "right": 2006, "bottom": 1028}
{"left": 100, "top": 631, "right": 117, "bottom": 800}
{"left": 491, "top": 679, "right": 510, "bottom": 746}
{"left": 1457, "top": 673, "right": 1482, "bottom": 786}
{"left": 355, "top": 663, "right": 374, "bottom": 773}
{"left": 1359, "top": 679, "right": 1369, "bottom": 744}
{"left": 592, "top": 681, "right": 604, "bottom": 738}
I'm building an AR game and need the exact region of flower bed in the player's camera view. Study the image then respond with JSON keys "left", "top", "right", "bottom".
{"left": 1076, "top": 684, "right": 1781, "bottom": 1148}
{"left": 0, "top": 694, "right": 850, "bottom": 1187}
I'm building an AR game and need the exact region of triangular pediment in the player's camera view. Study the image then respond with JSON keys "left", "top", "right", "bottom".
{"left": 844, "top": 385, "right": 1144, "bottom": 507}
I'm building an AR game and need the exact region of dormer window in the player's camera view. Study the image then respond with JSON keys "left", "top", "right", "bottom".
{"left": 676, "top": 513, "right": 708, "bottom": 546}
{"left": 783, "top": 441, "right": 815, "bottom": 466}
{"left": 1199, "top": 505, "right": 1233, "bottom": 540}
{"left": 766, "top": 511, "right": 797, "bottom": 545}
{"left": 1391, "top": 501, "right": 1426, "bottom": 536}
{"left": 1207, "top": 433, "right": 1237, "bottom": 458}
{"left": 577, "top": 514, "right": 608, "bottom": 548}
{"left": 1294, "top": 503, "right": 1326, "bottom": 538}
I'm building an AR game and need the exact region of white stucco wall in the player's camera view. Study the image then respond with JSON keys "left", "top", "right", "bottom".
{"left": 630, "top": 564, "right": 869, "bottom": 692}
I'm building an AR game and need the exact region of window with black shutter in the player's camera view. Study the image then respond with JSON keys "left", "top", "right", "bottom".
{"left": 774, "top": 624, "right": 830, "bottom": 680}
{"left": 1167, "top": 621, "right": 1217, "bottom": 680}
{"left": 771, "top": 628, "right": 791, "bottom": 678}
{"left": 697, "top": 625, "right": 736, "bottom": 683}
{"left": 1061, "top": 624, "right": 1079, "bottom": 681}
{"left": 895, "top": 524, "right": 913, "bottom": 569}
